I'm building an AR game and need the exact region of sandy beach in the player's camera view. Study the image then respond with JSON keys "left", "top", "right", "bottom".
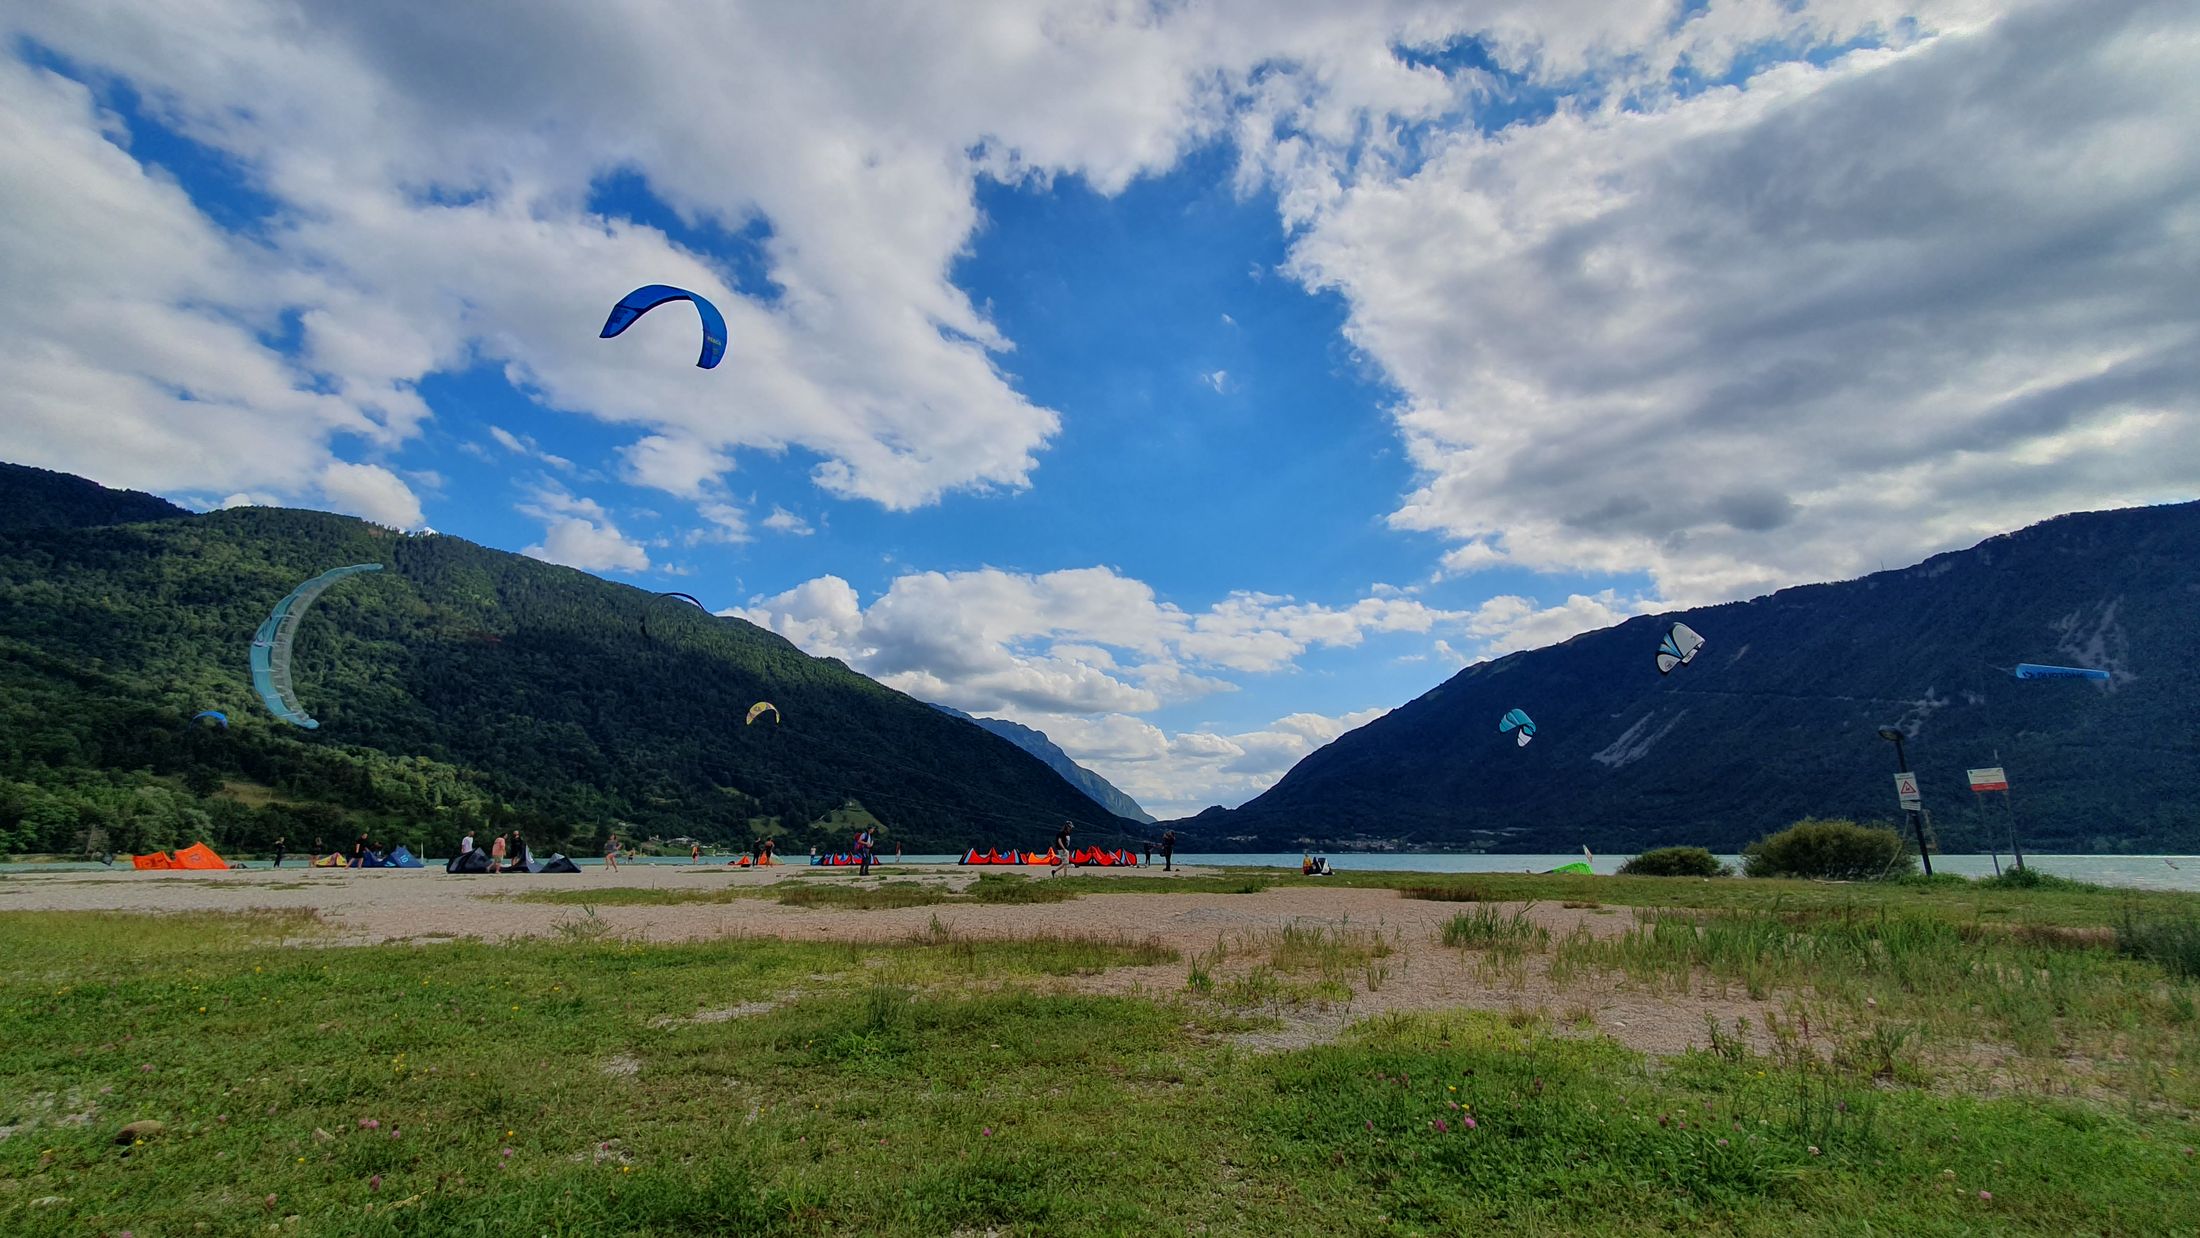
{"left": 0, "top": 863, "right": 1776, "bottom": 1055}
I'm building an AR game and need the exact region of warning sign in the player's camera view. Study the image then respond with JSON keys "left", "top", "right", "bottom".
{"left": 1967, "top": 767, "right": 2009, "bottom": 793}
{"left": 1893, "top": 771, "right": 1923, "bottom": 811}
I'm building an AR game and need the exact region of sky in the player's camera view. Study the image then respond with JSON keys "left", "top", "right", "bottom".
{"left": 3, "top": 0, "right": 2196, "bottom": 819}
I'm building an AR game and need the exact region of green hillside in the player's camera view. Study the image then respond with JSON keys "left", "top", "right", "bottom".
{"left": 0, "top": 464, "right": 1131, "bottom": 860}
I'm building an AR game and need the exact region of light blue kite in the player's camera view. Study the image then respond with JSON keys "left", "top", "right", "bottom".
{"left": 250, "top": 564, "right": 382, "bottom": 728}
{"left": 1499, "top": 708, "right": 1537, "bottom": 747}
{"left": 2012, "top": 663, "right": 2111, "bottom": 681}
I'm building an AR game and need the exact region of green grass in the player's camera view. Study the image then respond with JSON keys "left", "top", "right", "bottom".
{"left": 6, "top": 893, "right": 2200, "bottom": 1235}
{"left": 1370, "top": 867, "right": 2200, "bottom": 930}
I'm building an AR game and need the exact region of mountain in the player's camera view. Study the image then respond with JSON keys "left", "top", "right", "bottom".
{"left": 1176, "top": 503, "right": 2200, "bottom": 855}
{"left": 0, "top": 463, "right": 188, "bottom": 531}
{"left": 0, "top": 462, "right": 1135, "bottom": 859}
{"left": 931, "top": 705, "right": 1154, "bottom": 823}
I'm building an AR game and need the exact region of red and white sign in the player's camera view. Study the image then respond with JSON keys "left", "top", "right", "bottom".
{"left": 1967, "top": 767, "right": 2009, "bottom": 793}
{"left": 1893, "top": 771, "right": 1922, "bottom": 811}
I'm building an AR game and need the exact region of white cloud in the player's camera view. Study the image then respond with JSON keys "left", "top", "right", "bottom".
{"left": 737, "top": 564, "right": 1466, "bottom": 717}
{"left": 524, "top": 517, "right": 650, "bottom": 573}
{"left": 1201, "top": 369, "right": 1229, "bottom": 393}
{"left": 317, "top": 461, "right": 426, "bottom": 529}
{"left": 488, "top": 426, "right": 573, "bottom": 470}
{"left": 1029, "top": 705, "right": 1392, "bottom": 819}
{"left": 519, "top": 487, "right": 650, "bottom": 571}
{"left": 1258, "top": 1, "right": 2200, "bottom": 603}
{"left": 762, "top": 506, "right": 814, "bottom": 536}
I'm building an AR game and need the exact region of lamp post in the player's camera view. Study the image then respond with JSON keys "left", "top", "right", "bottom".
{"left": 1877, "top": 727, "right": 1933, "bottom": 876}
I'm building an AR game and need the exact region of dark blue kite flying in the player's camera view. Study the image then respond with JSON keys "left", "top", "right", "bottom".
{"left": 600, "top": 285, "right": 728, "bottom": 369}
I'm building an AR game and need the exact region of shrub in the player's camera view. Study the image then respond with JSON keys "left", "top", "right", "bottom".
{"left": 1741, "top": 818, "right": 1915, "bottom": 881}
{"left": 1616, "top": 846, "right": 1729, "bottom": 878}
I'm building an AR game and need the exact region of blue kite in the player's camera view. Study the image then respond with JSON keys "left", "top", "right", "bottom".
{"left": 191, "top": 710, "right": 228, "bottom": 728}
{"left": 250, "top": 564, "right": 383, "bottom": 729}
{"left": 2013, "top": 663, "right": 2111, "bottom": 681}
{"left": 1499, "top": 708, "right": 1537, "bottom": 747}
{"left": 600, "top": 285, "right": 728, "bottom": 369}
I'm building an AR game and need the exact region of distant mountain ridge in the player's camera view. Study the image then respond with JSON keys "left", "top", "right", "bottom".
{"left": 0, "top": 461, "right": 1135, "bottom": 859}
{"left": 931, "top": 705, "right": 1155, "bottom": 823}
{"left": 1175, "top": 502, "right": 2200, "bottom": 855}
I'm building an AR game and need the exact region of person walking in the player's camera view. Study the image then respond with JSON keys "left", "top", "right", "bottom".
{"left": 489, "top": 832, "right": 508, "bottom": 874}
{"left": 272, "top": 836, "right": 286, "bottom": 869}
{"left": 1161, "top": 829, "right": 1176, "bottom": 873}
{"left": 690, "top": 841, "right": 701, "bottom": 864}
{"left": 604, "top": 833, "right": 620, "bottom": 872}
{"left": 856, "top": 827, "right": 875, "bottom": 876}
{"left": 350, "top": 834, "right": 369, "bottom": 869}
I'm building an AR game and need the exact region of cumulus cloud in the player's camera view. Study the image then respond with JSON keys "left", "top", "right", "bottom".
{"left": 736, "top": 565, "right": 1465, "bottom": 716}
{"left": 1029, "top": 706, "right": 1392, "bottom": 819}
{"left": 519, "top": 488, "right": 650, "bottom": 571}
{"left": 318, "top": 461, "right": 426, "bottom": 529}
{"left": 1263, "top": 0, "right": 2200, "bottom": 602}
{"left": 524, "top": 518, "right": 650, "bottom": 573}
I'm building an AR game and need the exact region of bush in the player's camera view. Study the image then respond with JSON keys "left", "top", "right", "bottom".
{"left": 1741, "top": 818, "right": 1915, "bottom": 881}
{"left": 1616, "top": 846, "right": 1730, "bottom": 878}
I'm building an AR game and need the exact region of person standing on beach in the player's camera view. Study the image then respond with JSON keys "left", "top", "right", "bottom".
{"left": 1144, "top": 840, "right": 1154, "bottom": 866}
{"left": 690, "top": 841, "right": 701, "bottom": 864}
{"left": 460, "top": 831, "right": 474, "bottom": 858}
{"left": 489, "top": 832, "right": 508, "bottom": 874}
{"left": 272, "top": 836, "right": 286, "bottom": 869}
{"left": 604, "top": 833, "right": 620, "bottom": 872}
{"left": 351, "top": 834, "right": 369, "bottom": 868}
{"left": 856, "top": 827, "right": 875, "bottom": 876}
{"left": 509, "top": 830, "right": 527, "bottom": 869}
{"left": 1161, "top": 829, "right": 1176, "bottom": 873}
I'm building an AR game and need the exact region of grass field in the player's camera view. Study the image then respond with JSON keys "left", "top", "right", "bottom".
{"left": 4, "top": 874, "right": 2199, "bottom": 1235}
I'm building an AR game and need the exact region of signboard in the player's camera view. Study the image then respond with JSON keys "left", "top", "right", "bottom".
{"left": 1893, "top": 771, "right": 1922, "bottom": 811}
{"left": 1967, "top": 767, "right": 2009, "bottom": 793}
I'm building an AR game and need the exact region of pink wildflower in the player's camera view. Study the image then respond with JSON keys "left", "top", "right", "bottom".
{"left": 1717, "top": 1138, "right": 1729, "bottom": 1147}
{"left": 1979, "top": 1191, "right": 1993, "bottom": 1202}
{"left": 500, "top": 1147, "right": 514, "bottom": 1159}
{"left": 1364, "top": 1121, "right": 1374, "bottom": 1132}
{"left": 368, "top": 1174, "right": 381, "bottom": 1192}
{"left": 1434, "top": 1119, "right": 1449, "bottom": 1133}
{"left": 1462, "top": 1117, "right": 1477, "bottom": 1130}
{"left": 982, "top": 1127, "right": 993, "bottom": 1137}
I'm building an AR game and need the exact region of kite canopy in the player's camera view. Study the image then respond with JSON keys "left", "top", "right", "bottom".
{"left": 2013, "top": 663, "right": 2111, "bottom": 681}
{"left": 250, "top": 564, "right": 383, "bottom": 729}
{"left": 745, "top": 701, "right": 780, "bottom": 726}
{"left": 1498, "top": 708, "right": 1537, "bottom": 747}
{"left": 658, "top": 591, "right": 707, "bottom": 610}
{"left": 1546, "top": 861, "right": 1594, "bottom": 876}
{"left": 1656, "top": 622, "right": 1705, "bottom": 675}
{"left": 600, "top": 285, "right": 728, "bottom": 369}
{"left": 191, "top": 710, "right": 228, "bottom": 728}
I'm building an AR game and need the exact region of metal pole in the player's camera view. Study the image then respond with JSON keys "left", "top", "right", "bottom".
{"left": 1890, "top": 732, "right": 1932, "bottom": 876}
{"left": 1994, "top": 746, "right": 2025, "bottom": 872}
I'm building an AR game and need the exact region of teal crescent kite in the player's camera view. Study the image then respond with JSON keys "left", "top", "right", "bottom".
{"left": 249, "top": 564, "right": 383, "bottom": 729}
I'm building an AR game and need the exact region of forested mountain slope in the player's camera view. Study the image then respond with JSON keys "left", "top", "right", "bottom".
{"left": 0, "top": 463, "right": 1129, "bottom": 858}
{"left": 1178, "top": 502, "right": 2200, "bottom": 855}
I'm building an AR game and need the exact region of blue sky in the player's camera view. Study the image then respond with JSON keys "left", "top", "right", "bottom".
{"left": 4, "top": 2, "right": 2196, "bottom": 816}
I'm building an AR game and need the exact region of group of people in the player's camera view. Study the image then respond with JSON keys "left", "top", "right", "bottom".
{"left": 458, "top": 829, "right": 531, "bottom": 872}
